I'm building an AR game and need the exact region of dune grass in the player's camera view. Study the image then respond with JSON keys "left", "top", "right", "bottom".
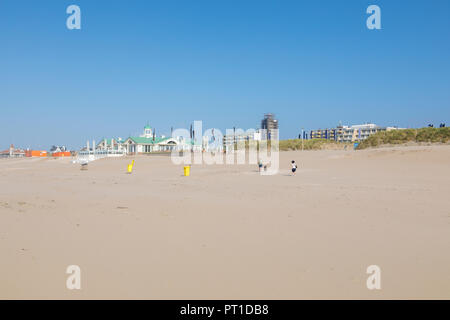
{"left": 279, "top": 139, "right": 351, "bottom": 151}
{"left": 357, "top": 127, "right": 450, "bottom": 149}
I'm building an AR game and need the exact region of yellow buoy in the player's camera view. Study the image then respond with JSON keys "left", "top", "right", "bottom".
{"left": 184, "top": 166, "right": 190, "bottom": 176}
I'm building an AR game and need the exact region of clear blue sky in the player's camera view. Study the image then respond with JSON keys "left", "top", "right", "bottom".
{"left": 1, "top": 0, "right": 449, "bottom": 150}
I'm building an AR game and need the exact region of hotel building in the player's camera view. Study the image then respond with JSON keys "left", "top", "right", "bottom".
{"left": 310, "top": 123, "right": 402, "bottom": 143}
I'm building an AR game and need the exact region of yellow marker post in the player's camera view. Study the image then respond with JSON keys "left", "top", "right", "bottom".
{"left": 184, "top": 166, "right": 190, "bottom": 176}
{"left": 127, "top": 160, "right": 135, "bottom": 174}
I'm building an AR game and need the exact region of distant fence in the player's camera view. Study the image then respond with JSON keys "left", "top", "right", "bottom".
{"left": 74, "top": 150, "right": 126, "bottom": 163}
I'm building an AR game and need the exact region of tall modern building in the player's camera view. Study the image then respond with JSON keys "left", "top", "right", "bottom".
{"left": 261, "top": 113, "right": 279, "bottom": 140}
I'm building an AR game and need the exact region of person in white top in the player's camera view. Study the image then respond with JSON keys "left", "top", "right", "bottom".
{"left": 291, "top": 160, "right": 297, "bottom": 176}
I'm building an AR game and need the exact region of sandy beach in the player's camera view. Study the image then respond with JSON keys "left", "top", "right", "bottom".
{"left": 0, "top": 146, "right": 449, "bottom": 299}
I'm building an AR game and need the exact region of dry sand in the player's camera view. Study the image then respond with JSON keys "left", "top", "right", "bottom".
{"left": 0, "top": 146, "right": 449, "bottom": 299}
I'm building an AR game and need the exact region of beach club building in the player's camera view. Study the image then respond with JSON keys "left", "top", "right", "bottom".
{"left": 122, "top": 125, "right": 179, "bottom": 154}
{"left": 123, "top": 136, "right": 180, "bottom": 154}
{"left": 96, "top": 125, "right": 193, "bottom": 155}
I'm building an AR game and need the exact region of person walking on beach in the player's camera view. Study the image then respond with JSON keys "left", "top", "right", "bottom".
{"left": 258, "top": 159, "right": 263, "bottom": 172}
{"left": 291, "top": 160, "right": 297, "bottom": 176}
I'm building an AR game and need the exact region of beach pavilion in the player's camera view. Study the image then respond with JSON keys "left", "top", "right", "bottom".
{"left": 122, "top": 125, "right": 182, "bottom": 154}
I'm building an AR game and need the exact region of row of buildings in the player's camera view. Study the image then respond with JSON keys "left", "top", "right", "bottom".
{"left": 2, "top": 115, "right": 404, "bottom": 158}
{"left": 309, "top": 123, "right": 403, "bottom": 143}
{"left": 0, "top": 145, "right": 71, "bottom": 158}
{"left": 107, "top": 116, "right": 398, "bottom": 155}
{"left": 93, "top": 114, "right": 280, "bottom": 155}
{"left": 222, "top": 113, "right": 279, "bottom": 146}
{"left": 221, "top": 116, "right": 402, "bottom": 147}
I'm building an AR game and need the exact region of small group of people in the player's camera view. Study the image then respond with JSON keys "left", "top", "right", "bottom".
{"left": 429, "top": 123, "right": 446, "bottom": 128}
{"left": 258, "top": 160, "right": 267, "bottom": 172}
{"left": 258, "top": 159, "right": 298, "bottom": 176}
